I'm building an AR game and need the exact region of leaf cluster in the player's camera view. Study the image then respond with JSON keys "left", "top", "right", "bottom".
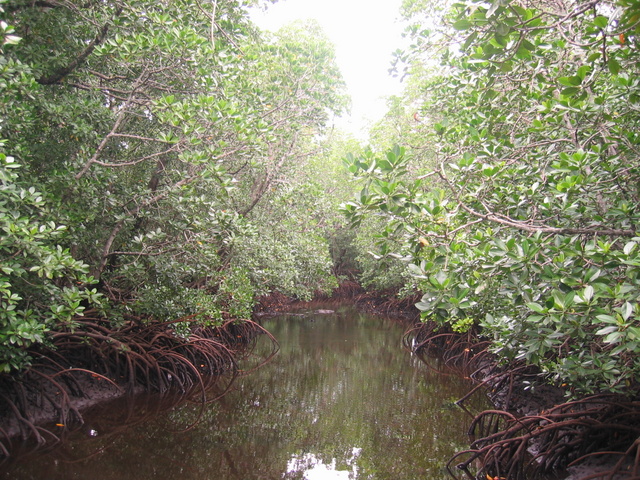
{"left": 345, "top": 0, "right": 640, "bottom": 396}
{"left": 0, "top": 0, "right": 350, "bottom": 370}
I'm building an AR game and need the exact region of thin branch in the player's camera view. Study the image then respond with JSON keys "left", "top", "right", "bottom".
{"left": 91, "top": 145, "right": 180, "bottom": 168}
{"left": 193, "top": 0, "right": 243, "bottom": 54}
{"left": 74, "top": 71, "right": 152, "bottom": 179}
{"left": 210, "top": 0, "right": 217, "bottom": 47}
{"left": 37, "top": 6, "right": 123, "bottom": 85}
{"left": 461, "top": 198, "right": 635, "bottom": 237}
{"left": 96, "top": 169, "right": 204, "bottom": 278}
{"left": 74, "top": 101, "right": 129, "bottom": 179}
{"left": 238, "top": 133, "right": 308, "bottom": 216}
{"left": 110, "top": 133, "right": 176, "bottom": 143}
{"left": 436, "top": 168, "right": 637, "bottom": 238}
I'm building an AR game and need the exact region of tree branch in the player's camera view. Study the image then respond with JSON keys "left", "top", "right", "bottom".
{"left": 36, "top": 6, "right": 123, "bottom": 85}
{"left": 95, "top": 170, "right": 205, "bottom": 278}
{"left": 460, "top": 201, "right": 636, "bottom": 237}
{"left": 436, "top": 167, "right": 637, "bottom": 238}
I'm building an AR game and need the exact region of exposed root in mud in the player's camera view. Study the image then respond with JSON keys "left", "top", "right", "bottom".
{"left": 403, "top": 321, "right": 492, "bottom": 374}
{"left": 322, "top": 280, "right": 366, "bottom": 300}
{"left": 449, "top": 395, "right": 640, "bottom": 480}
{"left": 254, "top": 282, "right": 420, "bottom": 323}
{"left": 406, "top": 321, "right": 640, "bottom": 480}
{"left": 254, "top": 291, "right": 298, "bottom": 315}
{"left": 354, "top": 289, "right": 421, "bottom": 321}
{"left": 0, "top": 313, "right": 278, "bottom": 461}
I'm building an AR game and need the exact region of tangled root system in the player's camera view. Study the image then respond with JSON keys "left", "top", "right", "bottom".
{"left": 0, "top": 312, "right": 278, "bottom": 460}
{"left": 449, "top": 395, "right": 640, "bottom": 480}
{"left": 406, "top": 321, "right": 640, "bottom": 480}
{"left": 355, "top": 291, "right": 422, "bottom": 321}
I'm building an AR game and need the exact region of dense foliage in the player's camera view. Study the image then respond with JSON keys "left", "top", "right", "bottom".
{"left": 343, "top": 0, "right": 640, "bottom": 396}
{"left": 0, "top": 0, "right": 352, "bottom": 371}
{"left": 5, "top": 0, "right": 640, "bottom": 404}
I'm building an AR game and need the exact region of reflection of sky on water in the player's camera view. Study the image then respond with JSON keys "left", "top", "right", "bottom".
{"left": 286, "top": 448, "right": 362, "bottom": 479}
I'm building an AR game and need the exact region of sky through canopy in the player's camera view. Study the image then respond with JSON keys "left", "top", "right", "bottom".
{"left": 250, "top": 0, "right": 406, "bottom": 138}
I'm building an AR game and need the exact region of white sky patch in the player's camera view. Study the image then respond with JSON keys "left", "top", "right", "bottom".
{"left": 250, "top": 0, "right": 406, "bottom": 138}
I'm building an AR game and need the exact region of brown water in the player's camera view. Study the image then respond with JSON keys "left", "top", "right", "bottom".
{"left": 0, "top": 305, "right": 489, "bottom": 479}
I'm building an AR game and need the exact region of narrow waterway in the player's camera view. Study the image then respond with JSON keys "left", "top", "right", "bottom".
{"left": 1, "top": 305, "right": 489, "bottom": 479}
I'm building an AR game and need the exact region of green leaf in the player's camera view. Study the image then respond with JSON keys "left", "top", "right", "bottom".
{"left": 429, "top": 270, "right": 449, "bottom": 289}
{"left": 559, "top": 76, "right": 582, "bottom": 86}
{"left": 577, "top": 65, "right": 590, "bottom": 79}
{"left": 415, "top": 300, "right": 432, "bottom": 311}
{"left": 462, "top": 31, "right": 478, "bottom": 50}
{"left": 560, "top": 87, "right": 580, "bottom": 96}
{"left": 593, "top": 15, "right": 608, "bottom": 28}
{"left": 453, "top": 19, "right": 472, "bottom": 30}
{"left": 407, "top": 263, "right": 425, "bottom": 276}
{"left": 604, "top": 331, "right": 623, "bottom": 344}
{"left": 624, "top": 241, "right": 637, "bottom": 255}
{"left": 552, "top": 291, "right": 569, "bottom": 310}
{"left": 596, "top": 314, "right": 618, "bottom": 324}
{"left": 620, "top": 302, "right": 633, "bottom": 321}
{"left": 587, "top": 52, "right": 602, "bottom": 63}
{"left": 486, "top": 0, "right": 502, "bottom": 17}
{"left": 581, "top": 285, "right": 594, "bottom": 302}
{"left": 495, "top": 23, "right": 510, "bottom": 36}
{"left": 527, "top": 302, "right": 546, "bottom": 314}
{"left": 608, "top": 58, "right": 621, "bottom": 75}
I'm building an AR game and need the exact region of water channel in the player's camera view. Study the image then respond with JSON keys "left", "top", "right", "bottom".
{"left": 1, "top": 305, "right": 489, "bottom": 480}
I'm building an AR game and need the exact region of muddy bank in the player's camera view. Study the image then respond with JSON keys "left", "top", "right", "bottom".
{"left": 254, "top": 282, "right": 420, "bottom": 324}
{"left": 0, "top": 317, "right": 275, "bottom": 458}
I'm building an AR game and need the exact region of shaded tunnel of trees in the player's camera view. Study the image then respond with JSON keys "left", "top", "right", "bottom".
{"left": 2, "top": 0, "right": 640, "bottom": 477}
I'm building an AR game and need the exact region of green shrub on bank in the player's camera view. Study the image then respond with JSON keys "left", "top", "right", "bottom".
{"left": 0, "top": 150, "right": 101, "bottom": 372}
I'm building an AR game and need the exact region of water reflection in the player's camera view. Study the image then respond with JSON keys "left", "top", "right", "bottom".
{"left": 0, "top": 305, "right": 489, "bottom": 480}
{"left": 286, "top": 448, "right": 361, "bottom": 479}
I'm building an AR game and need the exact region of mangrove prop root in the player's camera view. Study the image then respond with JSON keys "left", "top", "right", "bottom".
{"left": 407, "top": 321, "right": 640, "bottom": 480}
{"left": 354, "top": 291, "right": 421, "bottom": 320}
{"left": 0, "top": 317, "right": 277, "bottom": 460}
{"left": 448, "top": 398, "right": 640, "bottom": 480}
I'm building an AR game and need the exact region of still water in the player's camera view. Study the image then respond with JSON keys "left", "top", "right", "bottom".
{"left": 1, "top": 305, "right": 489, "bottom": 479}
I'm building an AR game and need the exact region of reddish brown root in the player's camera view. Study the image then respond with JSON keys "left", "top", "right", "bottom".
{"left": 0, "top": 316, "right": 278, "bottom": 461}
{"left": 407, "top": 321, "right": 640, "bottom": 480}
{"left": 353, "top": 290, "right": 421, "bottom": 321}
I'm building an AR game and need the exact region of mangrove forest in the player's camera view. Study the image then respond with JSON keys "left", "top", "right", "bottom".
{"left": 2, "top": 0, "right": 640, "bottom": 478}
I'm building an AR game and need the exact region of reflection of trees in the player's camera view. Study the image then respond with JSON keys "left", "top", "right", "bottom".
{"left": 211, "top": 308, "right": 490, "bottom": 479}
{"left": 3, "top": 308, "right": 489, "bottom": 479}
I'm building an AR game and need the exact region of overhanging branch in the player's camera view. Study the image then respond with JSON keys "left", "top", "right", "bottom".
{"left": 436, "top": 166, "right": 637, "bottom": 238}
{"left": 459, "top": 202, "right": 636, "bottom": 237}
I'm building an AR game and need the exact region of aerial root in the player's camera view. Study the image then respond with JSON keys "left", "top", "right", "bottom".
{"left": 0, "top": 316, "right": 277, "bottom": 460}
{"left": 447, "top": 397, "right": 640, "bottom": 480}
{"left": 353, "top": 291, "right": 421, "bottom": 320}
{"left": 403, "top": 322, "right": 492, "bottom": 375}
{"left": 406, "top": 321, "right": 640, "bottom": 480}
